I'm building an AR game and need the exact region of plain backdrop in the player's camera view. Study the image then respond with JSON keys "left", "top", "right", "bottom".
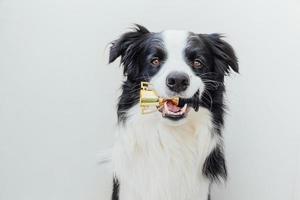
{"left": 0, "top": 0, "right": 300, "bottom": 200}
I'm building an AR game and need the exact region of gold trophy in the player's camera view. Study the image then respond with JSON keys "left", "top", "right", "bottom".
{"left": 140, "top": 82, "right": 179, "bottom": 114}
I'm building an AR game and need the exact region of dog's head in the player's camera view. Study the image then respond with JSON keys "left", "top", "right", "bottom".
{"left": 109, "top": 25, "right": 238, "bottom": 125}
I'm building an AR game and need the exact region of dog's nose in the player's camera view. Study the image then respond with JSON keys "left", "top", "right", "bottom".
{"left": 166, "top": 72, "right": 190, "bottom": 92}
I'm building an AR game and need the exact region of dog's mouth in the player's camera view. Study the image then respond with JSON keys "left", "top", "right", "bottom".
{"left": 158, "top": 101, "right": 190, "bottom": 121}
{"left": 158, "top": 91, "right": 200, "bottom": 121}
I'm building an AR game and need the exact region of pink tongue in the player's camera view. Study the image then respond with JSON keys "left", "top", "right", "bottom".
{"left": 166, "top": 101, "right": 181, "bottom": 112}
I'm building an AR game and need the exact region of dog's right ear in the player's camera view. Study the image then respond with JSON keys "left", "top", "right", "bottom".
{"left": 201, "top": 33, "right": 239, "bottom": 75}
{"left": 108, "top": 24, "right": 150, "bottom": 63}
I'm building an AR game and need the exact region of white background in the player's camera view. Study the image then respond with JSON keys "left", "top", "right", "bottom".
{"left": 0, "top": 0, "right": 300, "bottom": 200}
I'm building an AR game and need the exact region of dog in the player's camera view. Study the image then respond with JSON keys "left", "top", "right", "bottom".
{"left": 108, "top": 24, "right": 238, "bottom": 200}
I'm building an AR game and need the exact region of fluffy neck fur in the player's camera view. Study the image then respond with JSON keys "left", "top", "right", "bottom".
{"left": 112, "top": 104, "right": 219, "bottom": 200}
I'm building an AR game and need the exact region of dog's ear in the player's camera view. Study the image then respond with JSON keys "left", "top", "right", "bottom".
{"left": 203, "top": 34, "right": 239, "bottom": 75}
{"left": 109, "top": 24, "right": 150, "bottom": 63}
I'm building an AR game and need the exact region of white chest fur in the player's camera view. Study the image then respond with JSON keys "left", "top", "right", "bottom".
{"left": 112, "top": 106, "right": 218, "bottom": 200}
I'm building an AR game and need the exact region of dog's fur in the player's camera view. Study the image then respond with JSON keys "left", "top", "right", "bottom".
{"left": 108, "top": 25, "right": 238, "bottom": 200}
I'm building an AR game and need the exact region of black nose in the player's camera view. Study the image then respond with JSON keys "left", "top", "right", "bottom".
{"left": 166, "top": 72, "right": 190, "bottom": 92}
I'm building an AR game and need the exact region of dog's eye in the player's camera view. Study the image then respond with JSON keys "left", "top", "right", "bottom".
{"left": 151, "top": 58, "right": 161, "bottom": 67}
{"left": 192, "top": 59, "right": 203, "bottom": 69}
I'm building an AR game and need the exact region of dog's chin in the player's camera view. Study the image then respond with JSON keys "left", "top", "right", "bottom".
{"left": 161, "top": 116, "right": 188, "bottom": 126}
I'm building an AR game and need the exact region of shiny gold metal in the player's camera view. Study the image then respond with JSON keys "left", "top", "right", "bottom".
{"left": 140, "top": 82, "right": 179, "bottom": 114}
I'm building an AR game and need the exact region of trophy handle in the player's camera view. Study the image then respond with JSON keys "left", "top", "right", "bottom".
{"left": 141, "top": 82, "right": 151, "bottom": 90}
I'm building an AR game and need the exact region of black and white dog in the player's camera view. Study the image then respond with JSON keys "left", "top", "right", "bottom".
{"left": 108, "top": 25, "right": 238, "bottom": 200}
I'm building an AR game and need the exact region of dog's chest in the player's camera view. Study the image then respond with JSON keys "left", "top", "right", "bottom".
{"left": 112, "top": 109, "right": 215, "bottom": 200}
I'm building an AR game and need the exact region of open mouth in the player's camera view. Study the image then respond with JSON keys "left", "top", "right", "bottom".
{"left": 158, "top": 91, "right": 200, "bottom": 121}
{"left": 159, "top": 101, "right": 189, "bottom": 121}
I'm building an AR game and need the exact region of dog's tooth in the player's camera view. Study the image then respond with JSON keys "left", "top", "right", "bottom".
{"left": 179, "top": 110, "right": 184, "bottom": 115}
{"left": 179, "top": 104, "right": 187, "bottom": 115}
{"left": 182, "top": 104, "right": 187, "bottom": 112}
{"left": 178, "top": 110, "right": 183, "bottom": 115}
{"left": 164, "top": 102, "right": 169, "bottom": 112}
{"left": 164, "top": 107, "right": 169, "bottom": 117}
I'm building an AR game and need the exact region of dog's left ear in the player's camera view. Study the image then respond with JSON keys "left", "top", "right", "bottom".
{"left": 203, "top": 34, "right": 239, "bottom": 75}
{"left": 108, "top": 24, "right": 150, "bottom": 64}
{"left": 108, "top": 25, "right": 150, "bottom": 80}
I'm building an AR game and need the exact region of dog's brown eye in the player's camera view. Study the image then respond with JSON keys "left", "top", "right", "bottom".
{"left": 151, "top": 58, "right": 160, "bottom": 67}
{"left": 192, "top": 59, "right": 203, "bottom": 68}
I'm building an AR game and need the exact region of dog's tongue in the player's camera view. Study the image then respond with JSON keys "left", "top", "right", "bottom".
{"left": 166, "top": 101, "right": 181, "bottom": 112}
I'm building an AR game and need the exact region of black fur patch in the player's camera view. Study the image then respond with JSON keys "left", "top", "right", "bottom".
{"left": 112, "top": 177, "right": 120, "bottom": 200}
{"left": 203, "top": 145, "right": 227, "bottom": 181}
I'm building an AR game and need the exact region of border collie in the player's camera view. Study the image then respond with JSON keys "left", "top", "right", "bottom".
{"left": 108, "top": 25, "right": 238, "bottom": 200}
